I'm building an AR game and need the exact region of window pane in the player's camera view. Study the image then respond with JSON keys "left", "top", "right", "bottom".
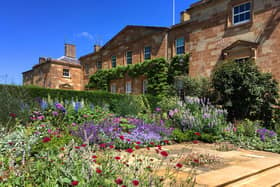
{"left": 245, "top": 12, "right": 250, "bottom": 20}
{"left": 234, "top": 15, "right": 239, "bottom": 23}
{"left": 126, "top": 51, "right": 132, "bottom": 65}
{"left": 144, "top": 47, "right": 151, "bottom": 60}
{"left": 234, "top": 6, "right": 239, "bottom": 14}
{"left": 111, "top": 56, "right": 116, "bottom": 68}
{"left": 245, "top": 2, "right": 250, "bottom": 10}
{"left": 240, "top": 13, "right": 245, "bottom": 21}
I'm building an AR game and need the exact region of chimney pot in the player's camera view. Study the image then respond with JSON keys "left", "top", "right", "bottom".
{"left": 94, "top": 45, "right": 101, "bottom": 52}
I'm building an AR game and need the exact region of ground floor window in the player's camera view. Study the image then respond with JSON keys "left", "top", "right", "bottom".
{"left": 143, "top": 80, "right": 148, "bottom": 94}
{"left": 126, "top": 81, "right": 132, "bottom": 94}
{"left": 111, "top": 83, "right": 116, "bottom": 93}
{"left": 235, "top": 57, "right": 250, "bottom": 63}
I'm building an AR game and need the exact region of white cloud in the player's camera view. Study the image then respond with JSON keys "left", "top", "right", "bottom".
{"left": 77, "top": 32, "right": 94, "bottom": 40}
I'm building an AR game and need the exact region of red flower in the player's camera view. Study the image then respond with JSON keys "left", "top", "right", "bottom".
{"left": 99, "top": 143, "right": 106, "bottom": 149}
{"left": 75, "top": 146, "right": 80, "bottom": 149}
{"left": 96, "top": 168, "right": 102, "bottom": 174}
{"left": 60, "top": 147, "right": 65, "bottom": 151}
{"left": 125, "top": 148, "right": 133, "bottom": 153}
{"left": 42, "top": 137, "right": 51, "bottom": 143}
{"left": 192, "top": 140, "right": 199, "bottom": 144}
{"left": 136, "top": 141, "right": 141, "bottom": 145}
{"left": 157, "top": 145, "right": 162, "bottom": 150}
{"left": 135, "top": 145, "right": 140, "bottom": 149}
{"left": 150, "top": 142, "right": 155, "bottom": 145}
{"left": 193, "top": 159, "right": 199, "bottom": 163}
{"left": 115, "top": 156, "right": 121, "bottom": 160}
{"left": 119, "top": 135, "right": 125, "bottom": 140}
{"left": 160, "top": 151, "right": 168, "bottom": 157}
{"left": 122, "top": 186, "right": 127, "bottom": 187}
{"left": 132, "top": 180, "right": 139, "bottom": 186}
{"left": 81, "top": 144, "right": 87, "bottom": 147}
{"left": 155, "top": 149, "right": 159, "bottom": 154}
{"left": 115, "top": 178, "right": 123, "bottom": 185}
{"left": 71, "top": 181, "right": 79, "bottom": 186}
{"left": 8, "top": 142, "right": 14, "bottom": 146}
{"left": 92, "top": 155, "right": 97, "bottom": 159}
{"left": 163, "top": 140, "right": 169, "bottom": 144}
{"left": 194, "top": 132, "right": 201, "bottom": 136}
{"left": 9, "top": 113, "right": 16, "bottom": 118}
{"left": 126, "top": 139, "right": 131, "bottom": 142}
{"left": 176, "top": 163, "right": 183, "bottom": 168}
{"left": 146, "top": 147, "right": 150, "bottom": 150}
{"left": 109, "top": 145, "right": 114, "bottom": 149}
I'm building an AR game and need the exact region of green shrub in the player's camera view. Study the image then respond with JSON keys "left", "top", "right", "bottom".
{"left": 236, "top": 119, "right": 258, "bottom": 137}
{"left": 0, "top": 86, "right": 32, "bottom": 130}
{"left": 212, "top": 60, "right": 279, "bottom": 126}
{"left": 174, "top": 76, "right": 211, "bottom": 98}
{"left": 171, "top": 129, "right": 195, "bottom": 143}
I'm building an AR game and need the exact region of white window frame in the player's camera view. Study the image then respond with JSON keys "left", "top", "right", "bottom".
{"left": 175, "top": 37, "right": 185, "bottom": 55}
{"left": 232, "top": 2, "right": 251, "bottom": 25}
{"left": 142, "top": 80, "right": 148, "bottom": 94}
{"left": 126, "top": 81, "right": 132, "bottom": 94}
{"left": 63, "top": 69, "right": 70, "bottom": 78}
{"left": 126, "top": 51, "right": 132, "bottom": 65}
{"left": 110, "top": 83, "right": 117, "bottom": 93}
{"left": 111, "top": 55, "right": 117, "bottom": 68}
{"left": 97, "top": 61, "right": 102, "bottom": 70}
{"left": 144, "top": 46, "right": 151, "bottom": 60}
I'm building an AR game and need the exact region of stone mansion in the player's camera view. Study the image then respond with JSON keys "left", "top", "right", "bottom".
{"left": 23, "top": 0, "right": 280, "bottom": 94}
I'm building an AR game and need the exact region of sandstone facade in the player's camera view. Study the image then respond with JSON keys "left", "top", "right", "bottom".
{"left": 23, "top": 0, "right": 280, "bottom": 94}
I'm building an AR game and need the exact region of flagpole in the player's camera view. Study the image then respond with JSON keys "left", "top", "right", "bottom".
{"left": 173, "top": 0, "right": 175, "bottom": 25}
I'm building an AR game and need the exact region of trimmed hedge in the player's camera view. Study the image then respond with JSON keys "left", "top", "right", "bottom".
{"left": 0, "top": 84, "right": 160, "bottom": 111}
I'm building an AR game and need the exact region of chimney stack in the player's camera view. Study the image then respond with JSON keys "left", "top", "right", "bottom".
{"left": 180, "top": 11, "right": 190, "bottom": 23}
{"left": 94, "top": 45, "right": 101, "bottom": 53}
{"left": 65, "top": 44, "right": 76, "bottom": 58}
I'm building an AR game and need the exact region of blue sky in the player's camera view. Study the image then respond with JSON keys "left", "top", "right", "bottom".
{"left": 0, "top": 0, "right": 197, "bottom": 84}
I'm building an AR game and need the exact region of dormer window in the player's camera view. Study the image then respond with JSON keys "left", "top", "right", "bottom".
{"left": 232, "top": 2, "right": 251, "bottom": 25}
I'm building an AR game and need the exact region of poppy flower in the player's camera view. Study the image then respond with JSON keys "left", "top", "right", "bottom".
{"left": 126, "top": 139, "right": 131, "bottom": 142}
{"left": 193, "top": 159, "right": 199, "bottom": 163}
{"left": 176, "top": 163, "right": 183, "bottom": 168}
{"left": 157, "top": 145, "right": 162, "bottom": 150}
{"left": 150, "top": 142, "right": 155, "bottom": 145}
{"left": 42, "top": 137, "right": 51, "bottom": 143}
{"left": 71, "top": 181, "right": 79, "bottom": 186}
{"left": 160, "top": 151, "right": 168, "bottom": 157}
{"left": 75, "top": 146, "right": 80, "bottom": 149}
{"left": 163, "top": 140, "right": 169, "bottom": 144}
{"left": 194, "top": 132, "right": 201, "bottom": 136}
{"left": 115, "top": 178, "right": 123, "bottom": 185}
{"left": 119, "top": 135, "right": 125, "bottom": 140}
{"left": 136, "top": 141, "right": 141, "bottom": 145}
{"left": 99, "top": 143, "right": 106, "bottom": 149}
{"left": 109, "top": 145, "right": 114, "bottom": 149}
{"left": 125, "top": 148, "right": 133, "bottom": 153}
{"left": 192, "top": 140, "right": 199, "bottom": 144}
{"left": 92, "top": 155, "right": 97, "bottom": 159}
{"left": 81, "top": 144, "right": 87, "bottom": 147}
{"left": 60, "top": 147, "right": 65, "bottom": 151}
{"left": 9, "top": 113, "right": 16, "bottom": 118}
{"left": 115, "top": 156, "right": 121, "bottom": 160}
{"left": 135, "top": 145, "right": 140, "bottom": 149}
{"left": 132, "top": 180, "right": 139, "bottom": 186}
{"left": 96, "top": 168, "right": 102, "bottom": 174}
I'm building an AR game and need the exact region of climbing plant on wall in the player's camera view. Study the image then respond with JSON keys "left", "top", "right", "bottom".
{"left": 87, "top": 55, "right": 190, "bottom": 96}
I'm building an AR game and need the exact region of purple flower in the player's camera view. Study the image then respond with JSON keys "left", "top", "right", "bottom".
{"left": 52, "top": 111, "right": 58, "bottom": 116}
{"left": 155, "top": 107, "right": 161, "bottom": 112}
{"left": 55, "top": 103, "right": 66, "bottom": 112}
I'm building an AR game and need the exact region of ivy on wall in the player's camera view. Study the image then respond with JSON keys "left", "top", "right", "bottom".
{"left": 87, "top": 55, "right": 189, "bottom": 96}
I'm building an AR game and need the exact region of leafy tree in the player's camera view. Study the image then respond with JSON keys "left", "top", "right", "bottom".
{"left": 212, "top": 60, "right": 279, "bottom": 126}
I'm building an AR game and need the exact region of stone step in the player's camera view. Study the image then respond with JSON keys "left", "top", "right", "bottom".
{"left": 225, "top": 166, "right": 280, "bottom": 187}
{"left": 195, "top": 158, "right": 280, "bottom": 187}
